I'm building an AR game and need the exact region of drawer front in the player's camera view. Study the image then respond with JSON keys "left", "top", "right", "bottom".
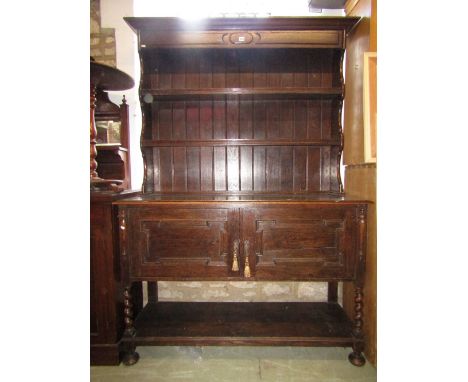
{"left": 241, "top": 206, "right": 358, "bottom": 280}
{"left": 124, "top": 206, "right": 239, "bottom": 279}
{"left": 139, "top": 30, "right": 344, "bottom": 49}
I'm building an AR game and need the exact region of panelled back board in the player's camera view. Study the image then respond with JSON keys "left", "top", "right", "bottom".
{"left": 126, "top": 17, "right": 360, "bottom": 195}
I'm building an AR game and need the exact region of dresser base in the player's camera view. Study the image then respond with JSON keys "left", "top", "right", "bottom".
{"left": 121, "top": 301, "right": 364, "bottom": 365}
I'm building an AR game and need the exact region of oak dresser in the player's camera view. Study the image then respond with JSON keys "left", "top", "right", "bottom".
{"left": 116, "top": 16, "right": 369, "bottom": 367}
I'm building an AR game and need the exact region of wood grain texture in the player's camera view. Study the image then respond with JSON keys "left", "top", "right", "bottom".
{"left": 370, "top": 0, "right": 377, "bottom": 51}
{"left": 142, "top": 49, "right": 343, "bottom": 95}
{"left": 94, "top": 91, "right": 132, "bottom": 189}
{"left": 343, "top": 0, "right": 371, "bottom": 165}
{"left": 343, "top": 0, "right": 377, "bottom": 366}
{"left": 124, "top": 206, "right": 239, "bottom": 279}
{"left": 126, "top": 302, "right": 357, "bottom": 346}
{"left": 141, "top": 101, "right": 341, "bottom": 193}
{"left": 241, "top": 206, "right": 357, "bottom": 280}
{"left": 119, "top": 17, "right": 367, "bottom": 367}
{"left": 127, "top": 17, "right": 360, "bottom": 49}
{"left": 126, "top": 17, "right": 360, "bottom": 33}
{"left": 343, "top": 163, "right": 376, "bottom": 366}
{"left": 90, "top": 190, "right": 140, "bottom": 365}
{"left": 118, "top": 200, "right": 368, "bottom": 282}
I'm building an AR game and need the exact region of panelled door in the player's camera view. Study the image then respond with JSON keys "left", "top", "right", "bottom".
{"left": 125, "top": 206, "right": 240, "bottom": 279}
{"left": 241, "top": 205, "right": 358, "bottom": 280}
{"left": 123, "top": 204, "right": 358, "bottom": 281}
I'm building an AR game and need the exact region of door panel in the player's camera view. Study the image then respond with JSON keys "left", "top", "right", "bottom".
{"left": 126, "top": 207, "right": 240, "bottom": 279}
{"left": 241, "top": 206, "right": 357, "bottom": 280}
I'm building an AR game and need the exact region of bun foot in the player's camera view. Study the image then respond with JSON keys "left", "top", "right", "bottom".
{"left": 348, "top": 351, "right": 366, "bottom": 367}
{"left": 122, "top": 351, "right": 140, "bottom": 366}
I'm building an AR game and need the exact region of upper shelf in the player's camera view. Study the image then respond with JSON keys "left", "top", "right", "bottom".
{"left": 141, "top": 87, "right": 343, "bottom": 101}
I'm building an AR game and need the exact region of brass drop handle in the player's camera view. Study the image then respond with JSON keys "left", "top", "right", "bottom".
{"left": 232, "top": 240, "right": 239, "bottom": 272}
{"left": 244, "top": 240, "right": 251, "bottom": 278}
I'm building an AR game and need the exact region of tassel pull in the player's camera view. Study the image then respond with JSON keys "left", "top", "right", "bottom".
{"left": 231, "top": 240, "right": 239, "bottom": 272}
{"left": 244, "top": 240, "right": 251, "bottom": 278}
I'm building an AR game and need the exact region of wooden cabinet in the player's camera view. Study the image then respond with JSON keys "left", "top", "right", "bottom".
{"left": 119, "top": 202, "right": 361, "bottom": 281}
{"left": 90, "top": 190, "right": 140, "bottom": 365}
{"left": 94, "top": 89, "right": 132, "bottom": 189}
{"left": 116, "top": 17, "right": 369, "bottom": 367}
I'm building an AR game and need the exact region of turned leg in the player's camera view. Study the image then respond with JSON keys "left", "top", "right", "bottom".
{"left": 348, "top": 286, "right": 366, "bottom": 366}
{"left": 122, "top": 285, "right": 139, "bottom": 366}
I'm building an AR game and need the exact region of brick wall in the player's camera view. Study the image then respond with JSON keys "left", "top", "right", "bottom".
{"left": 90, "top": 0, "right": 116, "bottom": 67}
{"left": 147, "top": 281, "right": 337, "bottom": 303}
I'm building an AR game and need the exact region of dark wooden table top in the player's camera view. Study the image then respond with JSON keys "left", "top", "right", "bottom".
{"left": 91, "top": 61, "right": 134, "bottom": 91}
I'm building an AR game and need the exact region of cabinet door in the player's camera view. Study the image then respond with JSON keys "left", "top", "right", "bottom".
{"left": 241, "top": 206, "right": 357, "bottom": 280}
{"left": 125, "top": 206, "right": 240, "bottom": 279}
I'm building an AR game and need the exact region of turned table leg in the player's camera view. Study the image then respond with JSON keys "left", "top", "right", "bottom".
{"left": 348, "top": 205, "right": 367, "bottom": 366}
{"left": 348, "top": 285, "right": 365, "bottom": 366}
{"left": 122, "top": 285, "right": 139, "bottom": 366}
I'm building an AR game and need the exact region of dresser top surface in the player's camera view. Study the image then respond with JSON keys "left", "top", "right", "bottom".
{"left": 113, "top": 193, "right": 370, "bottom": 205}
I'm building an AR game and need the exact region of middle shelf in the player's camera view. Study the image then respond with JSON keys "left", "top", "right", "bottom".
{"left": 142, "top": 87, "right": 343, "bottom": 101}
{"left": 141, "top": 139, "right": 341, "bottom": 147}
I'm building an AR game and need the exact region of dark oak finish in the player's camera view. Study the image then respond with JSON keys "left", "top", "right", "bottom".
{"left": 95, "top": 90, "right": 132, "bottom": 189}
{"left": 126, "top": 301, "right": 355, "bottom": 346}
{"left": 139, "top": 46, "right": 344, "bottom": 194}
{"left": 90, "top": 61, "right": 137, "bottom": 365}
{"left": 124, "top": 206, "right": 239, "bottom": 279}
{"left": 116, "top": 196, "right": 368, "bottom": 366}
{"left": 241, "top": 205, "right": 357, "bottom": 280}
{"left": 141, "top": 138, "right": 341, "bottom": 147}
{"left": 142, "top": 88, "right": 343, "bottom": 99}
{"left": 116, "top": 199, "right": 366, "bottom": 281}
{"left": 90, "top": 61, "right": 134, "bottom": 190}
{"left": 90, "top": 190, "right": 141, "bottom": 365}
{"left": 115, "top": 17, "right": 367, "bottom": 367}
